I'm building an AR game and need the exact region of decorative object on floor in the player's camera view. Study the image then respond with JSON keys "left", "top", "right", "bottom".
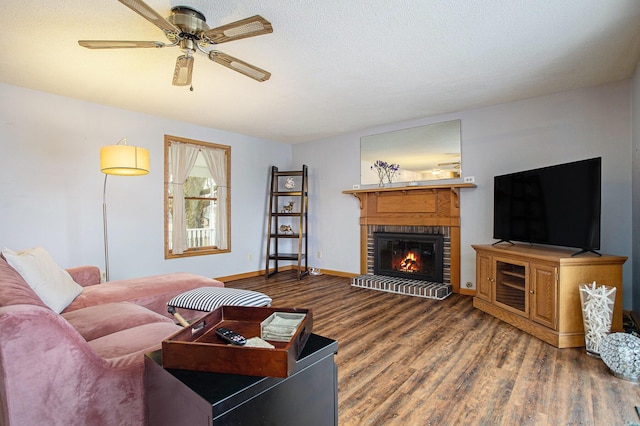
{"left": 600, "top": 332, "right": 640, "bottom": 382}
{"left": 371, "top": 160, "right": 400, "bottom": 186}
{"left": 351, "top": 274, "right": 452, "bottom": 300}
{"left": 79, "top": 0, "right": 273, "bottom": 87}
{"left": 101, "top": 138, "right": 149, "bottom": 281}
{"left": 281, "top": 201, "right": 295, "bottom": 213}
{"left": 309, "top": 267, "right": 322, "bottom": 276}
{"left": 579, "top": 281, "right": 616, "bottom": 357}
{"left": 279, "top": 224, "right": 293, "bottom": 234}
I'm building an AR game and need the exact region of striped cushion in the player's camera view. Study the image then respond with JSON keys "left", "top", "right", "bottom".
{"left": 167, "top": 287, "right": 272, "bottom": 312}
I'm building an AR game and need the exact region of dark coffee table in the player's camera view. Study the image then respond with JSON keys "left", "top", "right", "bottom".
{"left": 145, "top": 334, "right": 338, "bottom": 425}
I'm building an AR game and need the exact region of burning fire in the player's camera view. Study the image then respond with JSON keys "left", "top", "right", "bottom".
{"left": 399, "top": 251, "right": 420, "bottom": 272}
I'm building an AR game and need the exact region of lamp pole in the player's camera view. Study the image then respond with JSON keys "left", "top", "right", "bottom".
{"left": 102, "top": 174, "right": 111, "bottom": 282}
{"left": 100, "top": 138, "right": 150, "bottom": 282}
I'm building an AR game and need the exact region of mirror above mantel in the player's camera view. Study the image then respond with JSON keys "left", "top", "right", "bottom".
{"left": 360, "top": 119, "right": 461, "bottom": 186}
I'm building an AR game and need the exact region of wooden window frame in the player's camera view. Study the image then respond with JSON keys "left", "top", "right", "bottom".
{"left": 164, "top": 135, "right": 231, "bottom": 259}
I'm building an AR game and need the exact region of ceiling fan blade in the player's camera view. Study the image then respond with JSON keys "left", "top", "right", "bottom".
{"left": 203, "top": 15, "right": 273, "bottom": 44}
{"left": 117, "top": 0, "right": 180, "bottom": 34}
{"left": 209, "top": 51, "right": 271, "bottom": 82}
{"left": 172, "top": 55, "right": 194, "bottom": 86}
{"left": 78, "top": 40, "right": 165, "bottom": 49}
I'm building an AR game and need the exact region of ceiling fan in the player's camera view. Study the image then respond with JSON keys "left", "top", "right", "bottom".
{"left": 437, "top": 161, "right": 461, "bottom": 169}
{"left": 79, "top": 0, "right": 273, "bottom": 87}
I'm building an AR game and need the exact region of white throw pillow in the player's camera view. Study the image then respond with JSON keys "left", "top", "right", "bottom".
{"left": 2, "top": 246, "right": 83, "bottom": 313}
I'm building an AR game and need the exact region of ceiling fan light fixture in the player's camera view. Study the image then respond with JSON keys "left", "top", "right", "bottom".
{"left": 173, "top": 55, "right": 194, "bottom": 86}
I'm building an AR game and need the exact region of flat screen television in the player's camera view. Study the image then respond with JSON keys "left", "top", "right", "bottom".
{"left": 493, "top": 157, "right": 601, "bottom": 256}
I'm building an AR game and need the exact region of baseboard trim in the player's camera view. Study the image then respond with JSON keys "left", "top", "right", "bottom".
{"left": 218, "top": 267, "right": 358, "bottom": 283}
{"left": 215, "top": 270, "right": 266, "bottom": 282}
{"left": 315, "top": 269, "right": 359, "bottom": 278}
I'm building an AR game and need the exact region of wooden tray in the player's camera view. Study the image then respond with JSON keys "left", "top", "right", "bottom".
{"left": 162, "top": 306, "right": 313, "bottom": 378}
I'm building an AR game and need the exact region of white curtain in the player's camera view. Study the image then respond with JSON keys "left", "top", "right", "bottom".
{"left": 201, "top": 148, "right": 228, "bottom": 250}
{"left": 170, "top": 142, "right": 199, "bottom": 254}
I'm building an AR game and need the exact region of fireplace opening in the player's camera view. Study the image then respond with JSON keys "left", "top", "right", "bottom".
{"left": 373, "top": 232, "right": 444, "bottom": 282}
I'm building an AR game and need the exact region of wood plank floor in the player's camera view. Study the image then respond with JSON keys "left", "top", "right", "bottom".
{"left": 226, "top": 271, "right": 640, "bottom": 425}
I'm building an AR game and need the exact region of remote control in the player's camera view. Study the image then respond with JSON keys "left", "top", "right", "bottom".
{"left": 215, "top": 327, "right": 247, "bottom": 346}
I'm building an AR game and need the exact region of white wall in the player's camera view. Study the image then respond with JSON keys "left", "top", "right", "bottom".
{"left": 294, "top": 80, "right": 634, "bottom": 308}
{"left": 0, "top": 82, "right": 291, "bottom": 280}
{"left": 632, "top": 65, "right": 640, "bottom": 318}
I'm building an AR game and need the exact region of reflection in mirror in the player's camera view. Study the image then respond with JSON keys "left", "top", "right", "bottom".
{"left": 360, "top": 120, "right": 461, "bottom": 185}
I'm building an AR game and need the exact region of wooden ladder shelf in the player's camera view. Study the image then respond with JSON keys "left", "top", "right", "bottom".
{"left": 265, "top": 165, "right": 308, "bottom": 279}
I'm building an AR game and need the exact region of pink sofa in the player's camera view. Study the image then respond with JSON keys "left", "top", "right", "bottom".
{"left": 0, "top": 258, "right": 223, "bottom": 425}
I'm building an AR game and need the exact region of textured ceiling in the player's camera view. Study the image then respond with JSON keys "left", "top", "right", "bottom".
{"left": 1, "top": 0, "right": 639, "bottom": 144}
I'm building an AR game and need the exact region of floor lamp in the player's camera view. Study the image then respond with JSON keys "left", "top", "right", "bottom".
{"left": 100, "top": 138, "right": 150, "bottom": 281}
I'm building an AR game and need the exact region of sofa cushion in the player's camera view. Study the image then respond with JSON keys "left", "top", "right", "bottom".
{"left": 2, "top": 247, "right": 83, "bottom": 313}
{"left": 66, "top": 265, "right": 102, "bottom": 287}
{"left": 0, "top": 257, "right": 48, "bottom": 308}
{"left": 62, "top": 301, "right": 175, "bottom": 341}
{"left": 88, "top": 321, "right": 181, "bottom": 364}
{"left": 64, "top": 272, "right": 224, "bottom": 317}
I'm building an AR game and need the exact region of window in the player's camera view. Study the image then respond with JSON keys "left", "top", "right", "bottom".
{"left": 164, "top": 135, "right": 231, "bottom": 258}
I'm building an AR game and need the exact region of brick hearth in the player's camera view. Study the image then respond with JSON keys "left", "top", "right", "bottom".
{"left": 351, "top": 275, "right": 452, "bottom": 300}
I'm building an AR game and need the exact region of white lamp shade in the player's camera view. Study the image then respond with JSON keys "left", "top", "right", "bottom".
{"left": 100, "top": 145, "right": 150, "bottom": 175}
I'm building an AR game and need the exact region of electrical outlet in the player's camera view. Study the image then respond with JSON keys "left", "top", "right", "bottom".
{"left": 317, "top": 251, "right": 322, "bottom": 259}
{"left": 248, "top": 253, "right": 252, "bottom": 262}
{"left": 100, "top": 270, "right": 106, "bottom": 282}
{"left": 464, "top": 176, "right": 475, "bottom": 183}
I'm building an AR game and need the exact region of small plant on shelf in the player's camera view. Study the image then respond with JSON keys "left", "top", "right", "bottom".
{"left": 371, "top": 160, "right": 400, "bottom": 186}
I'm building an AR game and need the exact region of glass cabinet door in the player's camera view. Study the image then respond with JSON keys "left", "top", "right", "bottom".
{"left": 494, "top": 258, "right": 528, "bottom": 316}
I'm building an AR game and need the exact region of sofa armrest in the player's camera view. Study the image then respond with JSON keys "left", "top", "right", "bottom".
{"left": 66, "top": 265, "right": 101, "bottom": 287}
{"left": 0, "top": 304, "right": 146, "bottom": 425}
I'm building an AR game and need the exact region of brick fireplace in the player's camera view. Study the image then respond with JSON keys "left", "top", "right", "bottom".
{"left": 369, "top": 226, "right": 449, "bottom": 283}
{"left": 343, "top": 184, "right": 475, "bottom": 294}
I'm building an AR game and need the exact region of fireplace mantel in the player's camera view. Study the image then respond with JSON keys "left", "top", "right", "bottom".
{"left": 343, "top": 183, "right": 476, "bottom": 293}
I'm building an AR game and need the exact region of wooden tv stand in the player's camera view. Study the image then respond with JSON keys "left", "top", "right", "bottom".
{"left": 472, "top": 244, "right": 627, "bottom": 348}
